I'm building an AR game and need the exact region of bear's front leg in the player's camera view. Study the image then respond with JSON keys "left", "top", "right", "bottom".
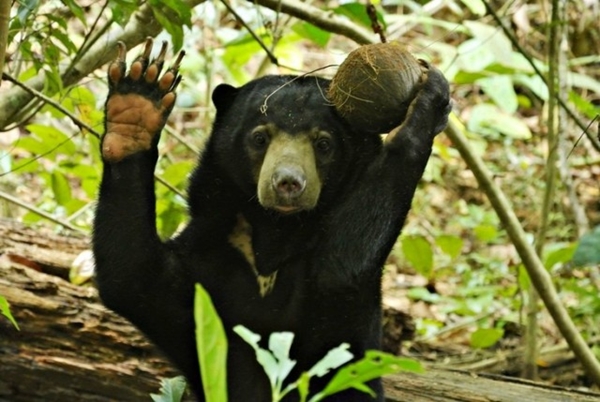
{"left": 93, "top": 39, "right": 201, "bottom": 395}
{"left": 102, "top": 38, "right": 183, "bottom": 162}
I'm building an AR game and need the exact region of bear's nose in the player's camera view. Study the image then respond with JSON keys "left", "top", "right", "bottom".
{"left": 272, "top": 167, "right": 306, "bottom": 198}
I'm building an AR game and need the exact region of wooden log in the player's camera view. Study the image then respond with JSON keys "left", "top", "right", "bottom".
{"left": 1, "top": 219, "right": 599, "bottom": 401}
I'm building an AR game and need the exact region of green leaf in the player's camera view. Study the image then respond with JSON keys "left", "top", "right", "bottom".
{"left": 234, "top": 325, "right": 297, "bottom": 396}
{"left": 543, "top": 243, "right": 577, "bottom": 270}
{"left": 292, "top": 22, "right": 331, "bottom": 48}
{"left": 572, "top": 226, "right": 600, "bottom": 267}
{"left": 477, "top": 75, "right": 518, "bottom": 114}
{"left": 401, "top": 235, "right": 433, "bottom": 277}
{"left": 0, "top": 296, "right": 20, "bottom": 330}
{"left": 569, "top": 91, "right": 600, "bottom": 119}
{"left": 151, "top": 8, "right": 185, "bottom": 52}
{"left": 26, "top": 124, "right": 76, "bottom": 155}
{"left": 435, "top": 235, "right": 463, "bottom": 259}
{"left": 312, "top": 351, "right": 423, "bottom": 401}
{"left": 333, "top": 3, "right": 376, "bottom": 29}
{"left": 194, "top": 284, "right": 228, "bottom": 402}
{"left": 308, "top": 343, "right": 353, "bottom": 377}
{"left": 268, "top": 332, "right": 297, "bottom": 389}
{"left": 296, "top": 372, "right": 311, "bottom": 402}
{"left": 150, "top": 376, "right": 187, "bottom": 402}
{"left": 471, "top": 328, "right": 503, "bottom": 349}
{"left": 473, "top": 224, "right": 498, "bottom": 242}
{"left": 51, "top": 170, "right": 72, "bottom": 206}
{"left": 468, "top": 103, "right": 532, "bottom": 139}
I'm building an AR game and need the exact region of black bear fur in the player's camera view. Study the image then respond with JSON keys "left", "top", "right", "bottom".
{"left": 93, "top": 40, "right": 451, "bottom": 401}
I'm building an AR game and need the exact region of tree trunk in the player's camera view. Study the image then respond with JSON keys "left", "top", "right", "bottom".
{"left": 1, "top": 219, "right": 599, "bottom": 401}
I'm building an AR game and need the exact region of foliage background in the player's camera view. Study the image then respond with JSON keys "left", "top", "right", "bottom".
{"left": 1, "top": 0, "right": 600, "bottom": 387}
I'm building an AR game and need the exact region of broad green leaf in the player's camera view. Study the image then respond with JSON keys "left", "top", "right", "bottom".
{"left": 0, "top": 296, "right": 19, "bottom": 330}
{"left": 569, "top": 91, "right": 600, "bottom": 119}
{"left": 292, "top": 22, "right": 331, "bottom": 48}
{"left": 513, "top": 74, "right": 548, "bottom": 101}
{"left": 312, "top": 351, "right": 423, "bottom": 401}
{"left": 435, "top": 235, "right": 463, "bottom": 259}
{"left": 471, "top": 328, "right": 503, "bottom": 349}
{"left": 51, "top": 170, "right": 72, "bottom": 206}
{"left": 401, "top": 235, "right": 433, "bottom": 277}
{"left": 517, "top": 264, "right": 531, "bottom": 291}
{"left": 162, "top": 161, "right": 194, "bottom": 187}
{"left": 333, "top": 3, "right": 377, "bottom": 29}
{"left": 150, "top": 8, "right": 185, "bottom": 52}
{"left": 464, "top": 21, "right": 513, "bottom": 63}
{"left": 572, "top": 226, "right": 600, "bottom": 267}
{"left": 268, "top": 332, "right": 297, "bottom": 389}
{"left": 26, "top": 124, "right": 76, "bottom": 155}
{"left": 477, "top": 75, "right": 518, "bottom": 114}
{"left": 150, "top": 376, "right": 187, "bottom": 402}
{"left": 467, "top": 103, "right": 532, "bottom": 139}
{"left": 543, "top": 243, "right": 577, "bottom": 270}
{"left": 473, "top": 224, "right": 498, "bottom": 242}
{"left": 194, "top": 284, "right": 228, "bottom": 402}
{"left": 296, "top": 372, "right": 310, "bottom": 402}
{"left": 308, "top": 343, "right": 353, "bottom": 377}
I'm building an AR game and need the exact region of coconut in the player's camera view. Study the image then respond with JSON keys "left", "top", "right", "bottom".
{"left": 328, "top": 42, "right": 426, "bottom": 135}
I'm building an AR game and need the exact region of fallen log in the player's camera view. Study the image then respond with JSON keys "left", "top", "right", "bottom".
{"left": 1, "top": 219, "right": 599, "bottom": 401}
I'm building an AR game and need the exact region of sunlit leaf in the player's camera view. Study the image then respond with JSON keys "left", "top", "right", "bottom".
{"left": 471, "top": 328, "right": 503, "bottom": 349}
{"left": 292, "top": 22, "right": 331, "bottom": 48}
{"left": 0, "top": 296, "right": 20, "bottom": 330}
{"left": 401, "top": 235, "right": 433, "bottom": 277}
{"left": 308, "top": 343, "right": 353, "bottom": 377}
{"left": 477, "top": 75, "right": 518, "bottom": 114}
{"left": 194, "top": 284, "right": 228, "bottom": 402}
{"left": 312, "top": 351, "right": 423, "bottom": 401}
{"left": 435, "top": 235, "right": 463, "bottom": 259}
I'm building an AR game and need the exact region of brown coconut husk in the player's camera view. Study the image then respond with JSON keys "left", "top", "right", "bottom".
{"left": 328, "top": 42, "right": 425, "bottom": 134}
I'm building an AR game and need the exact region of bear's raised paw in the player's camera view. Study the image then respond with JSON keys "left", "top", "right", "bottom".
{"left": 102, "top": 37, "right": 184, "bottom": 163}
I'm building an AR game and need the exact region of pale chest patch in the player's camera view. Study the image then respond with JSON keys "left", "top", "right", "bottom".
{"left": 228, "top": 214, "right": 277, "bottom": 297}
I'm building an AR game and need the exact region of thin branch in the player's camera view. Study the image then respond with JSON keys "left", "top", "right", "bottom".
{"left": 0, "top": 190, "right": 87, "bottom": 234}
{"left": 1, "top": 72, "right": 100, "bottom": 137}
{"left": 252, "top": 0, "right": 375, "bottom": 45}
{"left": 221, "top": 0, "right": 278, "bottom": 65}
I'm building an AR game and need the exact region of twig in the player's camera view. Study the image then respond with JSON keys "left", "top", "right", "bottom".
{"left": 253, "top": 0, "right": 375, "bottom": 45}
{"left": 1, "top": 72, "right": 100, "bottom": 137}
{"left": 366, "top": 3, "right": 386, "bottom": 43}
{"left": 0, "top": 190, "right": 87, "bottom": 234}
{"left": 220, "top": 0, "right": 279, "bottom": 65}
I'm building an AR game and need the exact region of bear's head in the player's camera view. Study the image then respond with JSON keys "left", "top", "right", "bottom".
{"left": 206, "top": 75, "right": 380, "bottom": 215}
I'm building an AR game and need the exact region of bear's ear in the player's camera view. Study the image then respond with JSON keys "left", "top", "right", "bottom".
{"left": 212, "top": 84, "right": 239, "bottom": 112}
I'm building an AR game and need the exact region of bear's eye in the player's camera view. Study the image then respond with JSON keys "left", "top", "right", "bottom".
{"left": 252, "top": 131, "right": 269, "bottom": 147}
{"left": 315, "top": 137, "right": 332, "bottom": 153}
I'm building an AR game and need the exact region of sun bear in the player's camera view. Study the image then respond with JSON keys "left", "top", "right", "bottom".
{"left": 93, "top": 38, "right": 451, "bottom": 401}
